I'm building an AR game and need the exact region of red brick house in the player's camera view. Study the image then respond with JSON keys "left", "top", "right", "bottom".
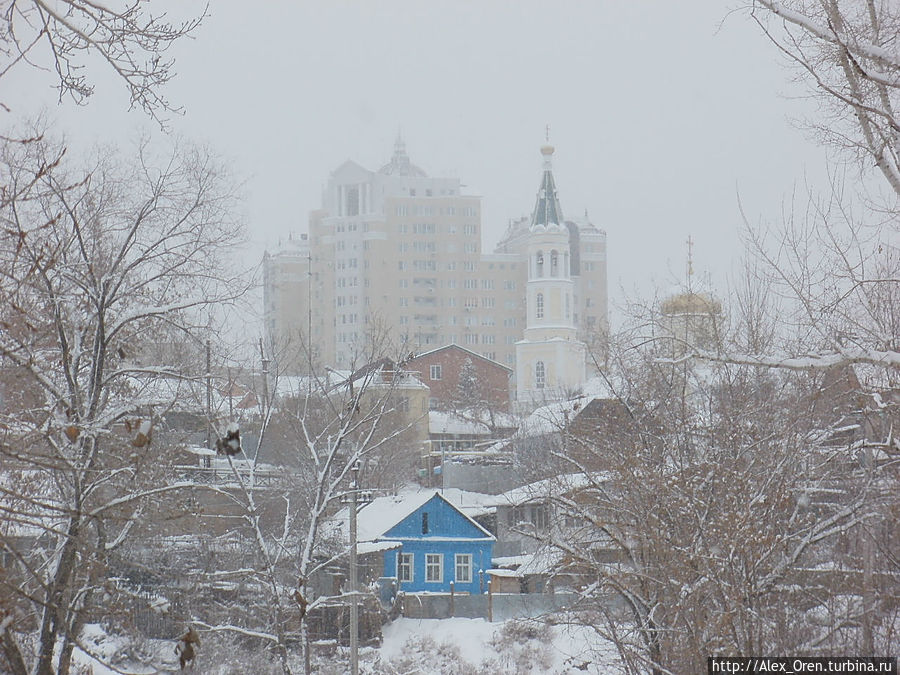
{"left": 405, "top": 345, "right": 512, "bottom": 412}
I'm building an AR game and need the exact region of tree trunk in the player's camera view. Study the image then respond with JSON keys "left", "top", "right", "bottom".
{"left": 35, "top": 516, "right": 80, "bottom": 675}
{"left": 0, "top": 629, "right": 28, "bottom": 675}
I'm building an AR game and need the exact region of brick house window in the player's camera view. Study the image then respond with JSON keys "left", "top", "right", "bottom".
{"left": 430, "top": 364, "right": 442, "bottom": 380}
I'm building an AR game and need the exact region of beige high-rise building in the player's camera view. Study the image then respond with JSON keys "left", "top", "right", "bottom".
{"left": 263, "top": 138, "right": 608, "bottom": 387}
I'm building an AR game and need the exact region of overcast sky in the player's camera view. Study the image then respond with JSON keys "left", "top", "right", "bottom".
{"left": 10, "top": 0, "right": 831, "bottom": 323}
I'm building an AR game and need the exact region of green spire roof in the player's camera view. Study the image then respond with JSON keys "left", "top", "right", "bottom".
{"left": 530, "top": 145, "right": 564, "bottom": 229}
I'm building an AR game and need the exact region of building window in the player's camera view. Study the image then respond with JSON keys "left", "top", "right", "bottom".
{"left": 398, "top": 553, "right": 414, "bottom": 582}
{"left": 430, "top": 364, "right": 442, "bottom": 380}
{"left": 455, "top": 554, "right": 472, "bottom": 584}
{"left": 535, "top": 251, "right": 544, "bottom": 277}
{"left": 535, "top": 361, "right": 545, "bottom": 389}
{"left": 426, "top": 553, "right": 443, "bottom": 582}
{"left": 536, "top": 292, "right": 544, "bottom": 319}
{"left": 550, "top": 250, "right": 559, "bottom": 276}
{"left": 422, "top": 512, "right": 429, "bottom": 534}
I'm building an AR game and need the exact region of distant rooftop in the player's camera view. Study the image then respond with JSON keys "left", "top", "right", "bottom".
{"left": 378, "top": 134, "right": 428, "bottom": 177}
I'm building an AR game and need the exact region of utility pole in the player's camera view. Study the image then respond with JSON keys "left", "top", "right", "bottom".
{"left": 349, "top": 461, "right": 360, "bottom": 675}
{"left": 227, "top": 366, "right": 233, "bottom": 419}
{"left": 205, "top": 339, "right": 212, "bottom": 468}
{"left": 258, "top": 338, "right": 270, "bottom": 413}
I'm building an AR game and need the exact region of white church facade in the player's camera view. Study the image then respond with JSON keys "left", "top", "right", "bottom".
{"left": 515, "top": 145, "right": 588, "bottom": 409}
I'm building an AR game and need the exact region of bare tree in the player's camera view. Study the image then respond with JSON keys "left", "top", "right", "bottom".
{"left": 543, "top": 319, "right": 894, "bottom": 673}
{"left": 157, "top": 339, "right": 422, "bottom": 674}
{"left": 0, "top": 129, "right": 248, "bottom": 675}
{"left": 749, "top": 0, "right": 900, "bottom": 198}
{"left": 1, "top": 0, "right": 206, "bottom": 124}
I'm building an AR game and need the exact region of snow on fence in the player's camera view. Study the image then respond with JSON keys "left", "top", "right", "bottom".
{"left": 399, "top": 591, "right": 608, "bottom": 622}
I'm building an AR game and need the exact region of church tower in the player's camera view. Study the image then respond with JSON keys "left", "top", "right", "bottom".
{"left": 515, "top": 145, "right": 587, "bottom": 407}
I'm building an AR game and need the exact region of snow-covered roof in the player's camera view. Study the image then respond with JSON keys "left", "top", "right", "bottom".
{"left": 518, "top": 547, "right": 562, "bottom": 575}
{"left": 433, "top": 487, "right": 497, "bottom": 519}
{"left": 358, "top": 490, "right": 438, "bottom": 541}
{"left": 581, "top": 376, "right": 615, "bottom": 399}
{"left": 492, "top": 554, "right": 531, "bottom": 568}
{"left": 429, "top": 411, "right": 492, "bottom": 436}
{"left": 486, "top": 568, "right": 519, "bottom": 578}
{"left": 488, "top": 472, "right": 605, "bottom": 508}
{"left": 492, "top": 547, "right": 562, "bottom": 576}
{"left": 333, "top": 486, "right": 495, "bottom": 544}
{"left": 273, "top": 371, "right": 351, "bottom": 398}
{"left": 430, "top": 409, "right": 519, "bottom": 435}
{"left": 358, "top": 541, "right": 403, "bottom": 555}
{"left": 485, "top": 384, "right": 615, "bottom": 452}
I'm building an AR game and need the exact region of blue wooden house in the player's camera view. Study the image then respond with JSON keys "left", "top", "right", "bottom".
{"left": 358, "top": 491, "right": 495, "bottom": 594}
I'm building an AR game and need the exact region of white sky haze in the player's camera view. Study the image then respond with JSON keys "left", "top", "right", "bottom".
{"left": 9, "top": 0, "right": 832, "bottom": 323}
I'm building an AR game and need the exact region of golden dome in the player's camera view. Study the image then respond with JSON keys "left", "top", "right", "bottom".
{"left": 660, "top": 291, "right": 722, "bottom": 316}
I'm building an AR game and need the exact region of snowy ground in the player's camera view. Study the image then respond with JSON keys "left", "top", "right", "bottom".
{"left": 368, "top": 616, "right": 625, "bottom": 674}
{"left": 70, "top": 624, "right": 180, "bottom": 673}
{"left": 68, "top": 617, "right": 625, "bottom": 674}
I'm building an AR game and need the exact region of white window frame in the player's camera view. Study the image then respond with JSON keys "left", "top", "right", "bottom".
{"left": 430, "top": 364, "right": 442, "bottom": 381}
{"left": 455, "top": 553, "right": 472, "bottom": 584}
{"left": 425, "top": 553, "right": 443, "bottom": 583}
{"left": 397, "top": 552, "right": 414, "bottom": 583}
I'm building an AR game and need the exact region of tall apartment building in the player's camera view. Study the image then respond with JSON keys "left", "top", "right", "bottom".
{"left": 263, "top": 138, "right": 608, "bottom": 379}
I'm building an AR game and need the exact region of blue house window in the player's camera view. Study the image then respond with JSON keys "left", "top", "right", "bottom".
{"left": 455, "top": 554, "right": 472, "bottom": 583}
{"left": 398, "top": 553, "right": 413, "bottom": 582}
{"left": 421, "top": 512, "right": 429, "bottom": 534}
{"left": 426, "top": 554, "right": 443, "bottom": 582}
